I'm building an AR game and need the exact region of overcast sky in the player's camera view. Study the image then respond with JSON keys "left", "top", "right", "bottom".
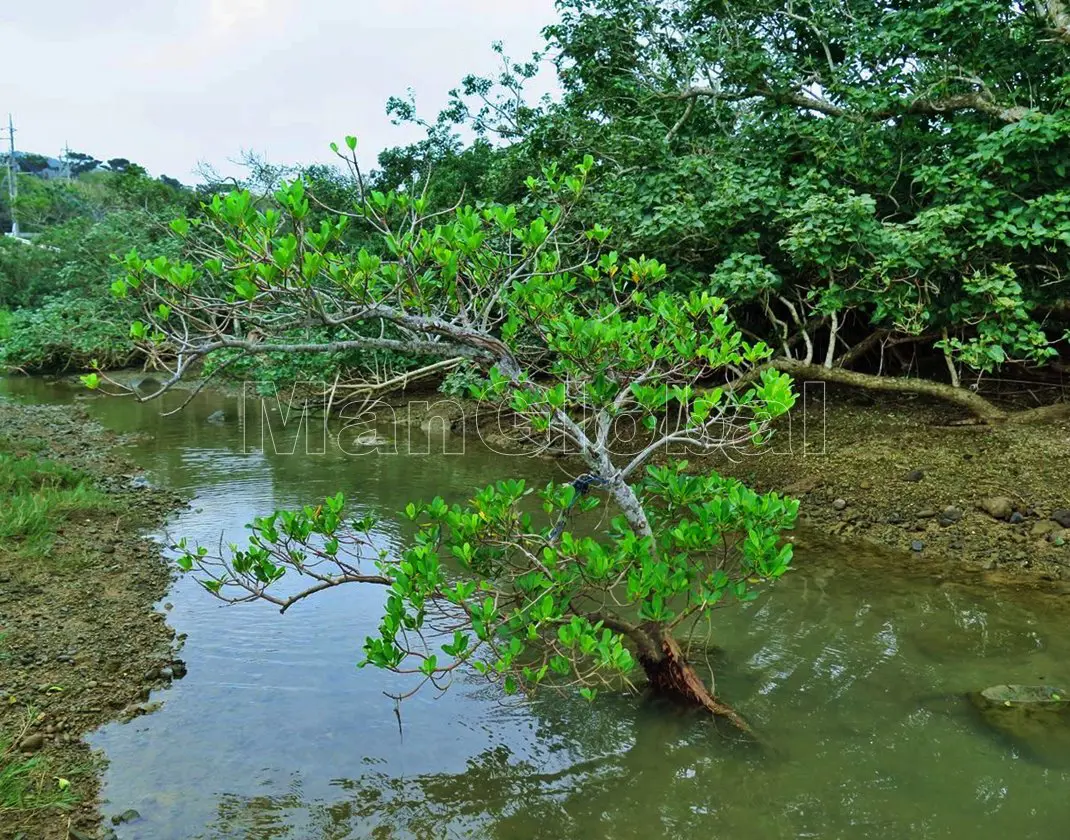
{"left": 0, "top": 1, "right": 557, "bottom": 182}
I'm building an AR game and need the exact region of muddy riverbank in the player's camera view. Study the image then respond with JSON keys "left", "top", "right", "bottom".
{"left": 705, "top": 386, "right": 1070, "bottom": 588}
{"left": 0, "top": 400, "right": 187, "bottom": 840}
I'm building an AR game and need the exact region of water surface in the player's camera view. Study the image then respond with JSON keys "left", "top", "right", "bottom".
{"left": 3, "top": 376, "right": 1069, "bottom": 839}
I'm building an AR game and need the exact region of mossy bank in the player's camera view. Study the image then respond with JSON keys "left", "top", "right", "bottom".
{"left": 0, "top": 399, "right": 186, "bottom": 840}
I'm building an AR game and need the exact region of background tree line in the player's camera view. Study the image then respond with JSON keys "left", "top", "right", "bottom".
{"left": 4, "top": 0, "right": 1069, "bottom": 422}
{"left": 0, "top": 154, "right": 207, "bottom": 371}
{"left": 376, "top": 0, "right": 1070, "bottom": 419}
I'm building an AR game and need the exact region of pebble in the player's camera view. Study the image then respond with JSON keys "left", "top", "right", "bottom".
{"left": 1009, "top": 512, "right": 1025, "bottom": 525}
{"left": 19, "top": 733, "right": 45, "bottom": 752}
{"left": 887, "top": 512, "right": 902, "bottom": 525}
{"left": 978, "top": 496, "right": 1015, "bottom": 521}
{"left": 917, "top": 509, "right": 937, "bottom": 519}
{"left": 939, "top": 506, "right": 963, "bottom": 527}
{"left": 910, "top": 540, "right": 925, "bottom": 552}
{"left": 1052, "top": 509, "right": 1070, "bottom": 529}
{"left": 904, "top": 470, "right": 925, "bottom": 482}
{"left": 111, "top": 809, "right": 141, "bottom": 825}
{"left": 832, "top": 498, "right": 847, "bottom": 511}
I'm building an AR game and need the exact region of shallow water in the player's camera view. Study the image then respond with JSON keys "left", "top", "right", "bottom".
{"left": 4, "top": 377, "right": 1070, "bottom": 840}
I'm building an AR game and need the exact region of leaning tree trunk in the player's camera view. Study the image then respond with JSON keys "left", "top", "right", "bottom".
{"left": 596, "top": 482, "right": 756, "bottom": 735}
{"left": 636, "top": 625, "right": 753, "bottom": 735}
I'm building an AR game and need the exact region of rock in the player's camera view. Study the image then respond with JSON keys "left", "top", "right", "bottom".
{"left": 910, "top": 540, "right": 925, "bottom": 552}
{"left": 939, "top": 506, "right": 963, "bottom": 527}
{"left": 978, "top": 496, "right": 1015, "bottom": 521}
{"left": 159, "top": 666, "right": 174, "bottom": 680}
{"left": 904, "top": 470, "right": 925, "bottom": 482}
{"left": 134, "top": 376, "right": 163, "bottom": 396}
{"left": 354, "top": 431, "right": 390, "bottom": 447}
{"left": 19, "top": 733, "right": 45, "bottom": 752}
{"left": 917, "top": 509, "right": 937, "bottom": 519}
{"left": 111, "top": 809, "right": 141, "bottom": 825}
{"left": 205, "top": 410, "right": 226, "bottom": 424}
{"left": 1051, "top": 509, "right": 1070, "bottom": 529}
{"left": 832, "top": 498, "right": 847, "bottom": 511}
{"left": 126, "top": 475, "right": 151, "bottom": 490}
{"left": 976, "top": 683, "right": 1069, "bottom": 712}
{"left": 1009, "top": 511, "right": 1025, "bottom": 525}
{"left": 887, "top": 512, "right": 903, "bottom": 525}
{"left": 783, "top": 476, "right": 822, "bottom": 496}
{"left": 969, "top": 685, "right": 1070, "bottom": 765}
{"left": 1032, "top": 520, "right": 1056, "bottom": 538}
{"left": 170, "top": 659, "right": 187, "bottom": 679}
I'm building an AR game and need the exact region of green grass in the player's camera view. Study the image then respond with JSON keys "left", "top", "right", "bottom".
{"left": 0, "top": 309, "right": 12, "bottom": 341}
{"left": 0, "top": 721, "right": 79, "bottom": 827}
{"left": 0, "top": 451, "right": 118, "bottom": 552}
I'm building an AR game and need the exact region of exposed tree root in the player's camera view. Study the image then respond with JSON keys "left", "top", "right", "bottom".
{"left": 638, "top": 629, "right": 754, "bottom": 736}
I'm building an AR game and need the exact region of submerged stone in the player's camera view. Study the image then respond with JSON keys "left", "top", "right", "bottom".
{"left": 112, "top": 809, "right": 141, "bottom": 825}
{"left": 973, "top": 684, "right": 1069, "bottom": 711}
{"left": 969, "top": 684, "right": 1070, "bottom": 767}
{"left": 134, "top": 376, "right": 162, "bottom": 396}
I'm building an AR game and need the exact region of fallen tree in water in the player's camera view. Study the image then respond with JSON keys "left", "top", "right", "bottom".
{"left": 90, "top": 148, "right": 798, "bottom": 730}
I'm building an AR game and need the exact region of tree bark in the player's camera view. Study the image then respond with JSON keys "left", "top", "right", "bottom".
{"left": 637, "top": 626, "right": 753, "bottom": 735}
{"left": 590, "top": 612, "right": 753, "bottom": 733}
{"left": 760, "top": 359, "right": 1011, "bottom": 423}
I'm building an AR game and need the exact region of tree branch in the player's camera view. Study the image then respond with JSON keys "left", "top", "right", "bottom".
{"left": 1038, "top": 0, "right": 1070, "bottom": 43}
{"left": 671, "top": 84, "right": 1032, "bottom": 124}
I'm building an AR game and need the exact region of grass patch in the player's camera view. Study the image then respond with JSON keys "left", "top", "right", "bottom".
{"left": 0, "top": 309, "right": 12, "bottom": 341}
{"left": 0, "top": 450, "right": 118, "bottom": 553}
{"left": 0, "top": 719, "right": 79, "bottom": 828}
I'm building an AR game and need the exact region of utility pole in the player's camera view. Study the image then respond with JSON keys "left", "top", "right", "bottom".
{"left": 1, "top": 114, "right": 18, "bottom": 237}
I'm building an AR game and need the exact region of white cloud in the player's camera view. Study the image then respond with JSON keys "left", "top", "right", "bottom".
{"left": 0, "top": 1, "right": 557, "bottom": 182}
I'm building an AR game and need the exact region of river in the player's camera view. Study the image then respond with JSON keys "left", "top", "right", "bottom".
{"left": 4, "top": 376, "right": 1070, "bottom": 839}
